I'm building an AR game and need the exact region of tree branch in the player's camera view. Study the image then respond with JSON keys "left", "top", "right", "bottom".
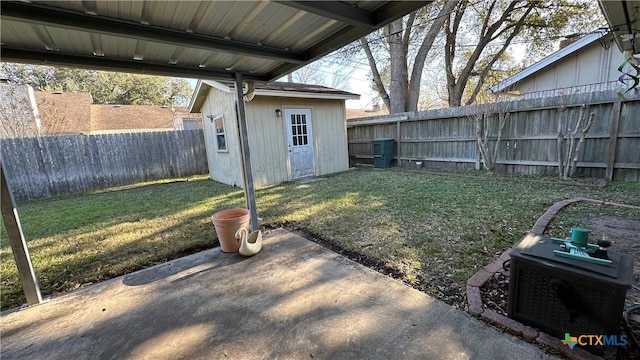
{"left": 402, "top": 11, "right": 417, "bottom": 51}
{"left": 360, "top": 38, "right": 390, "bottom": 111}
{"left": 465, "top": 18, "right": 524, "bottom": 105}
{"left": 408, "top": 0, "right": 459, "bottom": 111}
{"left": 569, "top": 111, "right": 595, "bottom": 178}
{"left": 445, "top": 1, "right": 467, "bottom": 105}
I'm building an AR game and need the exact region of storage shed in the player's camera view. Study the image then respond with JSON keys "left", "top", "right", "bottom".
{"left": 190, "top": 80, "right": 359, "bottom": 187}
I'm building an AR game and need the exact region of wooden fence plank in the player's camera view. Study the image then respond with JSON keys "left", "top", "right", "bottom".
{"left": 605, "top": 101, "right": 621, "bottom": 181}
{"left": 1, "top": 130, "right": 209, "bottom": 201}
{"left": 347, "top": 93, "right": 638, "bottom": 180}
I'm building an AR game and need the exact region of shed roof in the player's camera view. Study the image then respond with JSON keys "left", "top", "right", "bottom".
{"left": 1, "top": 1, "right": 428, "bottom": 83}
{"left": 190, "top": 80, "right": 360, "bottom": 112}
{"left": 489, "top": 32, "right": 607, "bottom": 94}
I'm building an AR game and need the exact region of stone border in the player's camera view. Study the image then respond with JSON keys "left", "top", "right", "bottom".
{"left": 466, "top": 197, "right": 640, "bottom": 360}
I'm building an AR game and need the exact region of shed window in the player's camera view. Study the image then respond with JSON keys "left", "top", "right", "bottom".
{"left": 214, "top": 117, "right": 226, "bottom": 152}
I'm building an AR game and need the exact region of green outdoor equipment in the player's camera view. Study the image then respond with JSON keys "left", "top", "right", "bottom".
{"left": 570, "top": 227, "right": 589, "bottom": 246}
{"left": 550, "top": 227, "right": 612, "bottom": 265}
{"left": 372, "top": 138, "right": 396, "bottom": 168}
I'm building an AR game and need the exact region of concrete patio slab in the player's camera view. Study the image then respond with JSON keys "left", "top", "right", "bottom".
{"left": 1, "top": 228, "right": 555, "bottom": 359}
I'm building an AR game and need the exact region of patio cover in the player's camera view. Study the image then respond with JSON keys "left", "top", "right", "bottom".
{"left": 0, "top": 0, "right": 430, "bottom": 306}
{"left": 1, "top": 1, "right": 427, "bottom": 82}
{"left": 598, "top": 0, "right": 640, "bottom": 55}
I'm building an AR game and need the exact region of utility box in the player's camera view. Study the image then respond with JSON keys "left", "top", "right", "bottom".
{"left": 508, "top": 234, "right": 633, "bottom": 354}
{"left": 372, "top": 138, "right": 396, "bottom": 168}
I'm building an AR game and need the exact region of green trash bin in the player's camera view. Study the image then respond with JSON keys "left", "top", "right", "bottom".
{"left": 372, "top": 138, "right": 396, "bottom": 168}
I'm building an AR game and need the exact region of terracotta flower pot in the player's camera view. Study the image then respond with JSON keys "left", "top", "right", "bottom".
{"left": 211, "top": 208, "right": 251, "bottom": 253}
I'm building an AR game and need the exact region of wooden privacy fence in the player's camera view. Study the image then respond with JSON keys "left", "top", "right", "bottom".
{"left": 348, "top": 92, "right": 640, "bottom": 181}
{"left": 1, "top": 130, "right": 209, "bottom": 201}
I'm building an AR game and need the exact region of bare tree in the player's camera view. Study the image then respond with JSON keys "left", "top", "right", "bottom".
{"left": 360, "top": 1, "right": 459, "bottom": 113}
{"left": 466, "top": 100, "right": 510, "bottom": 173}
{"left": 290, "top": 65, "right": 325, "bottom": 85}
{"left": 0, "top": 84, "right": 40, "bottom": 138}
{"left": 354, "top": 0, "right": 600, "bottom": 112}
{"left": 0, "top": 83, "right": 69, "bottom": 138}
{"left": 557, "top": 103, "right": 595, "bottom": 180}
{"left": 36, "top": 96, "right": 71, "bottom": 135}
{"left": 445, "top": 0, "right": 601, "bottom": 107}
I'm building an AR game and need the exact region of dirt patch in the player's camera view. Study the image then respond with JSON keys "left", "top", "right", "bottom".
{"left": 587, "top": 214, "right": 640, "bottom": 300}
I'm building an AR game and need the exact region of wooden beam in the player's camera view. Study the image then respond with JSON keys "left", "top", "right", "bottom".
{"left": 0, "top": 161, "right": 43, "bottom": 306}
{"left": 614, "top": 162, "right": 640, "bottom": 169}
{"left": 275, "top": 1, "right": 378, "bottom": 28}
{"left": 351, "top": 155, "right": 613, "bottom": 169}
{"left": 348, "top": 134, "right": 614, "bottom": 143}
{"left": 2, "top": 46, "right": 271, "bottom": 82}
{"left": 605, "top": 101, "right": 621, "bottom": 181}
{"left": 235, "top": 73, "right": 259, "bottom": 231}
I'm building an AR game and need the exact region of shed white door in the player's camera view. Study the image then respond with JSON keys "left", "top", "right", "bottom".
{"left": 285, "top": 109, "right": 314, "bottom": 178}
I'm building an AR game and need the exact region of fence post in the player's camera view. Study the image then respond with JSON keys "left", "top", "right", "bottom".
{"left": 396, "top": 120, "right": 401, "bottom": 166}
{"left": 0, "top": 161, "right": 43, "bottom": 306}
{"left": 474, "top": 118, "right": 481, "bottom": 170}
{"left": 605, "top": 101, "right": 622, "bottom": 181}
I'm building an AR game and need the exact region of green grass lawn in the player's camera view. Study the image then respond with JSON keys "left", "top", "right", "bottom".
{"left": 2, "top": 168, "right": 639, "bottom": 310}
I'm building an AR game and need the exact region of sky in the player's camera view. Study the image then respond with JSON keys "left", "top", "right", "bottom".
{"left": 185, "top": 43, "right": 528, "bottom": 111}
{"left": 186, "top": 66, "right": 376, "bottom": 110}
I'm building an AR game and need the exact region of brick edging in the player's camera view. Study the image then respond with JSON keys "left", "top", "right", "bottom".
{"left": 465, "top": 197, "right": 638, "bottom": 360}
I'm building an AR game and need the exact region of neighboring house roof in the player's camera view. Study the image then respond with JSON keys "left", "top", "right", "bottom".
{"left": 173, "top": 106, "right": 203, "bottom": 130}
{"left": 34, "top": 91, "right": 92, "bottom": 134}
{"left": 90, "top": 105, "right": 176, "bottom": 132}
{"left": 489, "top": 32, "right": 607, "bottom": 94}
{"left": 346, "top": 108, "right": 389, "bottom": 120}
{"left": 189, "top": 80, "right": 360, "bottom": 112}
{"left": 173, "top": 106, "right": 203, "bottom": 122}
{"left": 7, "top": 88, "right": 202, "bottom": 135}
{"left": 174, "top": 106, "right": 199, "bottom": 117}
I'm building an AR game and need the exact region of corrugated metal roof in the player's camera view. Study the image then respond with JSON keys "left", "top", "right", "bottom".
{"left": 1, "top": 1, "right": 429, "bottom": 82}
{"left": 598, "top": 0, "right": 640, "bottom": 54}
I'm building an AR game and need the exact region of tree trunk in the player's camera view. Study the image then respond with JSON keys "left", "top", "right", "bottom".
{"left": 569, "top": 112, "right": 595, "bottom": 179}
{"left": 386, "top": 19, "right": 409, "bottom": 113}
{"left": 407, "top": 0, "right": 460, "bottom": 111}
